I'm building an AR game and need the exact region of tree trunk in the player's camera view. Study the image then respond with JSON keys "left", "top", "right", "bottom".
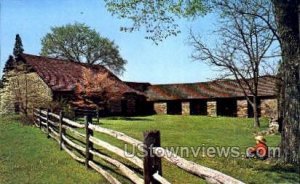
{"left": 252, "top": 96, "right": 260, "bottom": 128}
{"left": 253, "top": 65, "right": 260, "bottom": 128}
{"left": 272, "top": 0, "right": 300, "bottom": 164}
{"left": 24, "top": 66, "right": 28, "bottom": 115}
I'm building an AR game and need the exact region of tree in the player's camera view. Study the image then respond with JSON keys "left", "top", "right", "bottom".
{"left": 271, "top": 0, "right": 300, "bottom": 164}
{"left": 72, "top": 67, "right": 115, "bottom": 110}
{"left": 224, "top": 0, "right": 299, "bottom": 165}
{"left": 3, "top": 55, "right": 15, "bottom": 72}
{"left": 104, "top": 0, "right": 209, "bottom": 43}
{"left": 104, "top": 0, "right": 300, "bottom": 164}
{"left": 1, "top": 55, "right": 15, "bottom": 83}
{"left": 189, "top": 0, "right": 277, "bottom": 127}
{"left": 0, "top": 56, "right": 16, "bottom": 114}
{"left": 0, "top": 79, "right": 3, "bottom": 89}
{"left": 40, "top": 23, "right": 126, "bottom": 75}
{"left": 13, "top": 34, "right": 24, "bottom": 57}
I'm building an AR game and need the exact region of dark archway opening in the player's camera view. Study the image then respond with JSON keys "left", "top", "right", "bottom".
{"left": 190, "top": 100, "right": 207, "bottom": 115}
{"left": 217, "top": 98, "right": 237, "bottom": 117}
{"left": 167, "top": 101, "right": 182, "bottom": 115}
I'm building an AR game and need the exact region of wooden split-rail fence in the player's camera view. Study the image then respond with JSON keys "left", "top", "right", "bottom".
{"left": 33, "top": 108, "right": 244, "bottom": 184}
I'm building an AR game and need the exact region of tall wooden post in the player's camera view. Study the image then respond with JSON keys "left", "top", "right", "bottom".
{"left": 59, "top": 111, "right": 64, "bottom": 150}
{"left": 32, "top": 108, "right": 36, "bottom": 125}
{"left": 85, "top": 115, "right": 94, "bottom": 169}
{"left": 32, "top": 108, "right": 35, "bottom": 124}
{"left": 96, "top": 108, "right": 100, "bottom": 124}
{"left": 46, "top": 109, "right": 50, "bottom": 138}
{"left": 143, "top": 130, "right": 162, "bottom": 184}
{"left": 39, "top": 108, "right": 42, "bottom": 129}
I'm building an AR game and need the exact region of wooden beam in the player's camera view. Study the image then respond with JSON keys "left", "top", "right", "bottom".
{"left": 143, "top": 131, "right": 162, "bottom": 184}
{"left": 46, "top": 109, "right": 50, "bottom": 138}
{"left": 49, "top": 126, "right": 59, "bottom": 137}
{"left": 89, "top": 124, "right": 143, "bottom": 151}
{"left": 85, "top": 115, "right": 93, "bottom": 169}
{"left": 63, "top": 125, "right": 86, "bottom": 139}
{"left": 59, "top": 111, "right": 64, "bottom": 151}
{"left": 153, "top": 172, "right": 171, "bottom": 184}
{"left": 39, "top": 108, "right": 42, "bottom": 129}
{"left": 152, "top": 147, "right": 244, "bottom": 184}
{"left": 61, "top": 143, "right": 85, "bottom": 163}
{"left": 88, "top": 161, "right": 121, "bottom": 184}
{"left": 90, "top": 150, "right": 144, "bottom": 184}
{"left": 63, "top": 118, "right": 85, "bottom": 128}
{"left": 62, "top": 134, "right": 85, "bottom": 152}
{"left": 48, "top": 119, "right": 58, "bottom": 127}
{"left": 89, "top": 136, "right": 143, "bottom": 169}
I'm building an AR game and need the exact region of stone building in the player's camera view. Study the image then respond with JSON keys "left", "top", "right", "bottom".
{"left": 0, "top": 54, "right": 146, "bottom": 116}
{"left": 1, "top": 53, "right": 277, "bottom": 118}
{"left": 127, "top": 76, "right": 278, "bottom": 118}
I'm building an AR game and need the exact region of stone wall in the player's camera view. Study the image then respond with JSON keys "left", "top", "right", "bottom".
{"left": 181, "top": 102, "right": 190, "bottom": 115}
{"left": 260, "top": 98, "right": 278, "bottom": 118}
{"left": 154, "top": 102, "right": 167, "bottom": 114}
{"left": 207, "top": 101, "right": 217, "bottom": 116}
{"left": 237, "top": 100, "right": 248, "bottom": 117}
{"left": 0, "top": 71, "right": 53, "bottom": 114}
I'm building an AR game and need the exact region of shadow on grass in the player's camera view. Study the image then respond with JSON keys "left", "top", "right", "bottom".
{"left": 256, "top": 163, "right": 300, "bottom": 183}
{"left": 92, "top": 159, "right": 131, "bottom": 182}
{"left": 91, "top": 148, "right": 143, "bottom": 182}
{"left": 104, "top": 117, "right": 153, "bottom": 121}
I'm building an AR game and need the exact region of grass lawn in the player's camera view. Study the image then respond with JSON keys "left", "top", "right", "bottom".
{"left": 1, "top": 114, "right": 299, "bottom": 184}
{"left": 95, "top": 115, "right": 299, "bottom": 184}
{"left": 0, "top": 115, "right": 107, "bottom": 184}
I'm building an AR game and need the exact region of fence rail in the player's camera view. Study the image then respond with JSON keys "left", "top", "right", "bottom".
{"left": 33, "top": 108, "right": 244, "bottom": 184}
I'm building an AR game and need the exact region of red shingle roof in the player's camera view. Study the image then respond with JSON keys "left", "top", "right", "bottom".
{"left": 145, "top": 76, "right": 277, "bottom": 101}
{"left": 19, "top": 53, "right": 277, "bottom": 104}
{"left": 19, "top": 53, "right": 143, "bottom": 96}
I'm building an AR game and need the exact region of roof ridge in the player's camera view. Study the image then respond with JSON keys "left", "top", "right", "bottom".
{"left": 20, "top": 53, "right": 108, "bottom": 70}
{"left": 150, "top": 75, "right": 276, "bottom": 86}
{"left": 18, "top": 53, "right": 143, "bottom": 97}
{"left": 21, "top": 53, "right": 74, "bottom": 62}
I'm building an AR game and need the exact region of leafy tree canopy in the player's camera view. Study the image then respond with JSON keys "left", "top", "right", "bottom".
{"left": 105, "top": 0, "right": 300, "bottom": 165}
{"left": 13, "top": 34, "right": 24, "bottom": 57}
{"left": 0, "top": 79, "right": 3, "bottom": 88}
{"left": 3, "top": 55, "right": 15, "bottom": 73}
{"left": 1, "top": 55, "right": 15, "bottom": 84}
{"left": 104, "top": 0, "right": 209, "bottom": 43}
{"left": 41, "top": 23, "right": 126, "bottom": 75}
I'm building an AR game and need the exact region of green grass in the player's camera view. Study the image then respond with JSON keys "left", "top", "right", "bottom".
{"left": 0, "top": 115, "right": 108, "bottom": 184}
{"left": 94, "top": 115, "right": 299, "bottom": 184}
{"left": 1, "top": 115, "right": 299, "bottom": 184}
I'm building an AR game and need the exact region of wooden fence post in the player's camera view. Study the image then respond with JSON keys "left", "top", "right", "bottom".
{"left": 32, "top": 108, "right": 35, "bottom": 125}
{"left": 96, "top": 108, "right": 100, "bottom": 124}
{"left": 39, "top": 108, "right": 42, "bottom": 129}
{"left": 32, "top": 108, "right": 35, "bottom": 124}
{"left": 85, "top": 115, "right": 94, "bottom": 169}
{"left": 143, "top": 130, "right": 162, "bottom": 184}
{"left": 46, "top": 109, "right": 50, "bottom": 138}
{"left": 59, "top": 111, "right": 64, "bottom": 150}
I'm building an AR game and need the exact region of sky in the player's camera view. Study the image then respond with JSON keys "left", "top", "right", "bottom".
{"left": 0, "top": 0, "right": 220, "bottom": 84}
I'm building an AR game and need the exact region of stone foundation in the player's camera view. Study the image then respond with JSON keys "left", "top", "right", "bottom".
{"left": 181, "top": 102, "right": 190, "bottom": 115}
{"left": 237, "top": 100, "right": 248, "bottom": 117}
{"left": 260, "top": 99, "right": 278, "bottom": 118}
{"left": 207, "top": 101, "right": 217, "bottom": 116}
{"left": 154, "top": 102, "right": 167, "bottom": 114}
